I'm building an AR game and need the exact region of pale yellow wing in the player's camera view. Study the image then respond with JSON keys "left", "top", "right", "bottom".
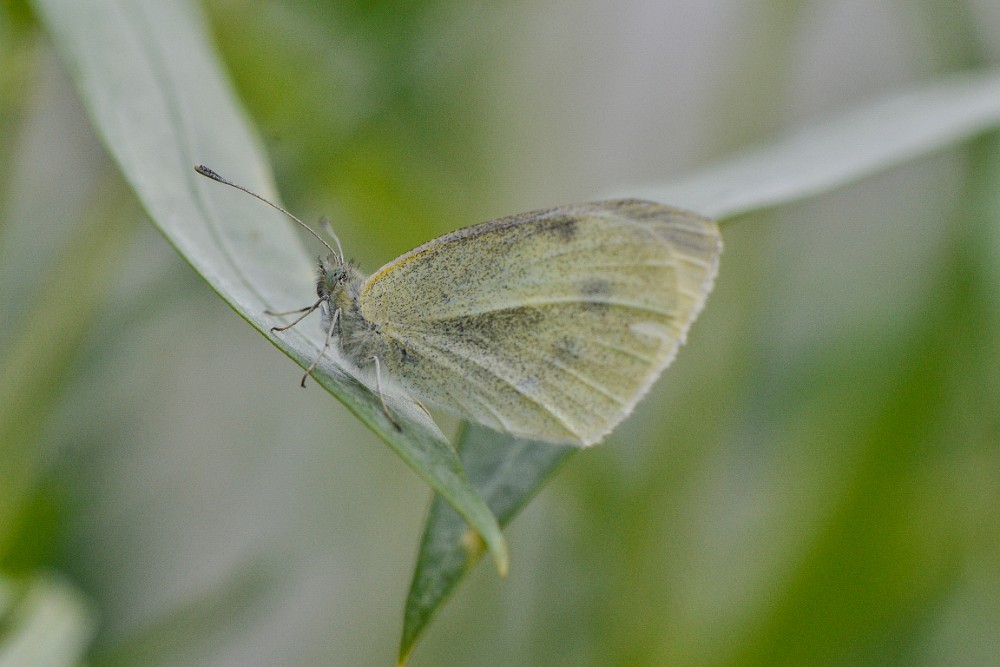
{"left": 359, "top": 200, "right": 721, "bottom": 446}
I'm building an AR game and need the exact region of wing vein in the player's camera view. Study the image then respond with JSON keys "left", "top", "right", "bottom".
{"left": 397, "top": 300, "right": 675, "bottom": 329}
{"left": 407, "top": 334, "right": 581, "bottom": 440}
{"left": 590, "top": 337, "right": 658, "bottom": 363}
{"left": 543, "top": 355, "right": 629, "bottom": 405}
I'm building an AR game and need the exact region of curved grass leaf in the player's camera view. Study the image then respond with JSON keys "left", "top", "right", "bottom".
{"left": 30, "top": 0, "right": 507, "bottom": 574}
{"left": 399, "top": 426, "right": 573, "bottom": 665}
{"left": 400, "top": 68, "right": 1000, "bottom": 662}
{"left": 0, "top": 180, "right": 135, "bottom": 549}
{"left": 620, "top": 69, "right": 1000, "bottom": 218}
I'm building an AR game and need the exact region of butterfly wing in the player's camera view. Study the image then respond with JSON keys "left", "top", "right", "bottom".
{"left": 359, "top": 199, "right": 721, "bottom": 446}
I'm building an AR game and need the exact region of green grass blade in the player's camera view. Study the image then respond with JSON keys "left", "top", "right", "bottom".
{"left": 399, "top": 427, "right": 573, "bottom": 665}
{"left": 30, "top": 0, "right": 507, "bottom": 574}
{"left": 619, "top": 69, "right": 1000, "bottom": 218}
{"left": 0, "top": 181, "right": 135, "bottom": 548}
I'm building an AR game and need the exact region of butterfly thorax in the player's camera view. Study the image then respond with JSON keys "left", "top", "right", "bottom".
{"left": 316, "top": 256, "right": 390, "bottom": 363}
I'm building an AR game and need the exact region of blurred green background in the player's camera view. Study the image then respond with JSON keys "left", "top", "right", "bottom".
{"left": 2, "top": 0, "right": 999, "bottom": 665}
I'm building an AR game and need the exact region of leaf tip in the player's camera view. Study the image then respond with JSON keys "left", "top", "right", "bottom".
{"left": 495, "top": 547, "right": 509, "bottom": 578}
{"left": 462, "top": 527, "right": 508, "bottom": 577}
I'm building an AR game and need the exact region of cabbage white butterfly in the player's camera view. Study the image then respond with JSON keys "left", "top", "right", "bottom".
{"left": 196, "top": 165, "right": 720, "bottom": 445}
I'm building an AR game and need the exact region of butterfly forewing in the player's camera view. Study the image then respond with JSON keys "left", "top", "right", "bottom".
{"left": 359, "top": 200, "right": 721, "bottom": 445}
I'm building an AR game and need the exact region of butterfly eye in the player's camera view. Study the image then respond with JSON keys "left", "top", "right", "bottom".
{"left": 315, "top": 262, "right": 342, "bottom": 297}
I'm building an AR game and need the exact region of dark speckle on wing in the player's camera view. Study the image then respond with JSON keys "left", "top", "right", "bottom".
{"left": 581, "top": 279, "right": 612, "bottom": 297}
{"left": 399, "top": 346, "right": 420, "bottom": 365}
{"left": 433, "top": 306, "right": 545, "bottom": 337}
{"left": 539, "top": 215, "right": 578, "bottom": 241}
{"left": 580, "top": 278, "right": 613, "bottom": 313}
{"left": 498, "top": 214, "right": 577, "bottom": 243}
{"left": 552, "top": 336, "right": 582, "bottom": 362}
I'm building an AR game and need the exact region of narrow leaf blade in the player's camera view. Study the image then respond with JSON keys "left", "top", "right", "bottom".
{"left": 617, "top": 69, "right": 1000, "bottom": 218}
{"left": 400, "top": 427, "right": 573, "bottom": 664}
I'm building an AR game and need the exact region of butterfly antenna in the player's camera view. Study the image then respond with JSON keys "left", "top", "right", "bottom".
{"left": 195, "top": 164, "right": 343, "bottom": 259}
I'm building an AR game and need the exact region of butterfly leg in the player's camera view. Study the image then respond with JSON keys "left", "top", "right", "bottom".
{"left": 300, "top": 307, "right": 340, "bottom": 388}
{"left": 267, "top": 298, "right": 323, "bottom": 333}
{"left": 371, "top": 355, "right": 401, "bottom": 431}
{"left": 265, "top": 305, "right": 315, "bottom": 317}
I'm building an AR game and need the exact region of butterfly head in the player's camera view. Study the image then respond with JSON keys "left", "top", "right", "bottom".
{"left": 316, "top": 254, "right": 366, "bottom": 306}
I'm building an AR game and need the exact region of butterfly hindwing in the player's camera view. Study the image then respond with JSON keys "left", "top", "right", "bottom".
{"left": 358, "top": 200, "right": 721, "bottom": 445}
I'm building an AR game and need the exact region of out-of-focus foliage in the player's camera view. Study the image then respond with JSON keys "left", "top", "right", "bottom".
{"left": 206, "top": 0, "right": 506, "bottom": 263}
{"left": 2, "top": 0, "right": 999, "bottom": 665}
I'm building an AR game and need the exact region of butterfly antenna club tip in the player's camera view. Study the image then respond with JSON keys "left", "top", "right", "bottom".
{"left": 194, "top": 164, "right": 343, "bottom": 258}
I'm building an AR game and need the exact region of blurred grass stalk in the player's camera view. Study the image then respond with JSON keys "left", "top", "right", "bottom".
{"left": 0, "top": 175, "right": 136, "bottom": 556}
